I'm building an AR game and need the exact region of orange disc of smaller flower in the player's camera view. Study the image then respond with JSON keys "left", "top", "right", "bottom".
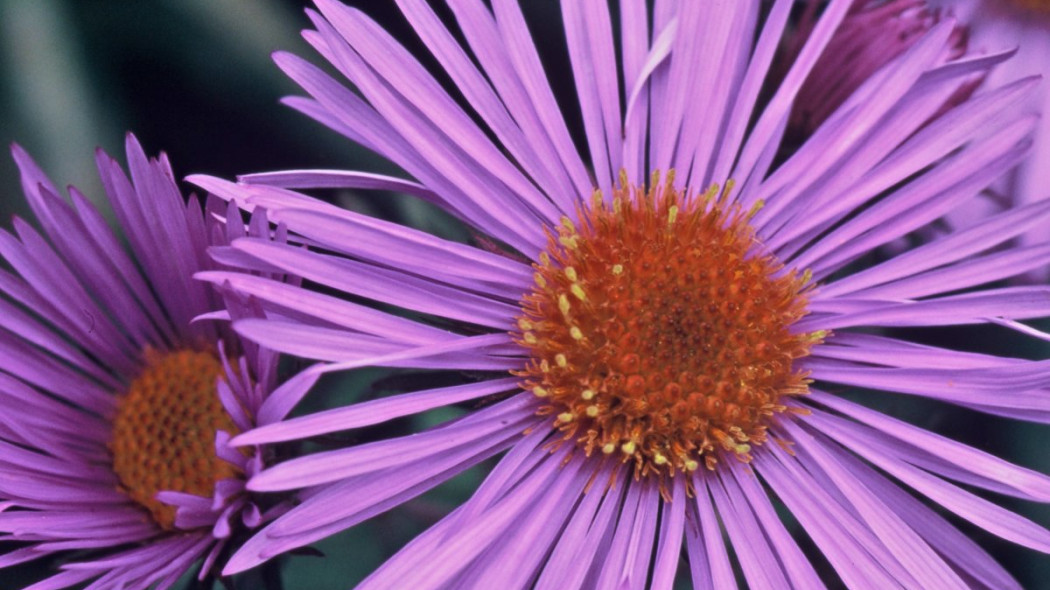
{"left": 516, "top": 174, "right": 823, "bottom": 479}
{"left": 110, "top": 348, "right": 239, "bottom": 529}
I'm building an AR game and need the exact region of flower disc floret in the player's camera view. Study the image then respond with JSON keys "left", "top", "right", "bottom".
{"left": 110, "top": 348, "right": 239, "bottom": 529}
{"left": 517, "top": 174, "right": 822, "bottom": 478}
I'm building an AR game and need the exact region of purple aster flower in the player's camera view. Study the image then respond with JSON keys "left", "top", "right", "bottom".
{"left": 194, "top": 0, "right": 1050, "bottom": 587}
{"left": 0, "top": 135, "right": 314, "bottom": 589}
{"left": 788, "top": 0, "right": 970, "bottom": 140}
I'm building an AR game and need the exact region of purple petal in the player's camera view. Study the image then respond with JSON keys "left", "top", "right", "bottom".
{"left": 534, "top": 463, "right": 622, "bottom": 590}
{"left": 709, "top": 470, "right": 791, "bottom": 588}
{"left": 804, "top": 287, "right": 1050, "bottom": 331}
{"left": 315, "top": 0, "right": 563, "bottom": 226}
{"left": 248, "top": 395, "right": 532, "bottom": 490}
{"left": 231, "top": 238, "right": 519, "bottom": 329}
{"left": 783, "top": 419, "right": 967, "bottom": 587}
{"left": 686, "top": 478, "right": 737, "bottom": 590}
{"left": 731, "top": 0, "right": 851, "bottom": 187}
{"left": 725, "top": 463, "right": 823, "bottom": 588}
{"left": 711, "top": 0, "right": 793, "bottom": 181}
{"left": 809, "top": 411, "right": 1050, "bottom": 552}
{"left": 810, "top": 391, "right": 1050, "bottom": 501}
{"left": 357, "top": 446, "right": 572, "bottom": 590}
{"left": 392, "top": 0, "right": 580, "bottom": 212}
{"left": 488, "top": 0, "right": 593, "bottom": 202}
{"left": 756, "top": 448, "right": 914, "bottom": 587}
{"left": 238, "top": 377, "right": 519, "bottom": 445}
{"left": 450, "top": 0, "right": 593, "bottom": 204}
{"left": 561, "top": 0, "right": 621, "bottom": 194}
{"left": 649, "top": 477, "right": 686, "bottom": 590}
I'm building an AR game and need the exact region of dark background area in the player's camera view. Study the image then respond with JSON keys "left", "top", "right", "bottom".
{"left": 0, "top": 0, "right": 382, "bottom": 219}
{"left": 0, "top": 1, "right": 1047, "bottom": 588}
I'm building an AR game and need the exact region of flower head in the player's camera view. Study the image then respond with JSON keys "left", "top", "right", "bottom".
{"left": 0, "top": 135, "right": 311, "bottom": 588}
{"left": 788, "top": 0, "right": 969, "bottom": 139}
{"left": 516, "top": 176, "right": 821, "bottom": 477}
{"left": 197, "top": 1, "right": 1050, "bottom": 587}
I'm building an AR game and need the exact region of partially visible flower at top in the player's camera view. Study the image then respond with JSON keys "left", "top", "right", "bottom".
{"left": 196, "top": 1, "right": 1050, "bottom": 588}
{"left": 788, "top": 0, "right": 970, "bottom": 140}
{"left": 930, "top": 0, "right": 1050, "bottom": 274}
{"left": 787, "top": 0, "right": 991, "bottom": 253}
{"left": 0, "top": 135, "right": 313, "bottom": 589}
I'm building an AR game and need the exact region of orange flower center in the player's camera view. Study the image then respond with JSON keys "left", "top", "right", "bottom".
{"left": 516, "top": 175, "right": 822, "bottom": 479}
{"left": 110, "top": 349, "right": 239, "bottom": 529}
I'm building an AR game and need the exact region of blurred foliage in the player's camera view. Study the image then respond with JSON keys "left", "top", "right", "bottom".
{"left": 0, "top": 1, "right": 1048, "bottom": 589}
